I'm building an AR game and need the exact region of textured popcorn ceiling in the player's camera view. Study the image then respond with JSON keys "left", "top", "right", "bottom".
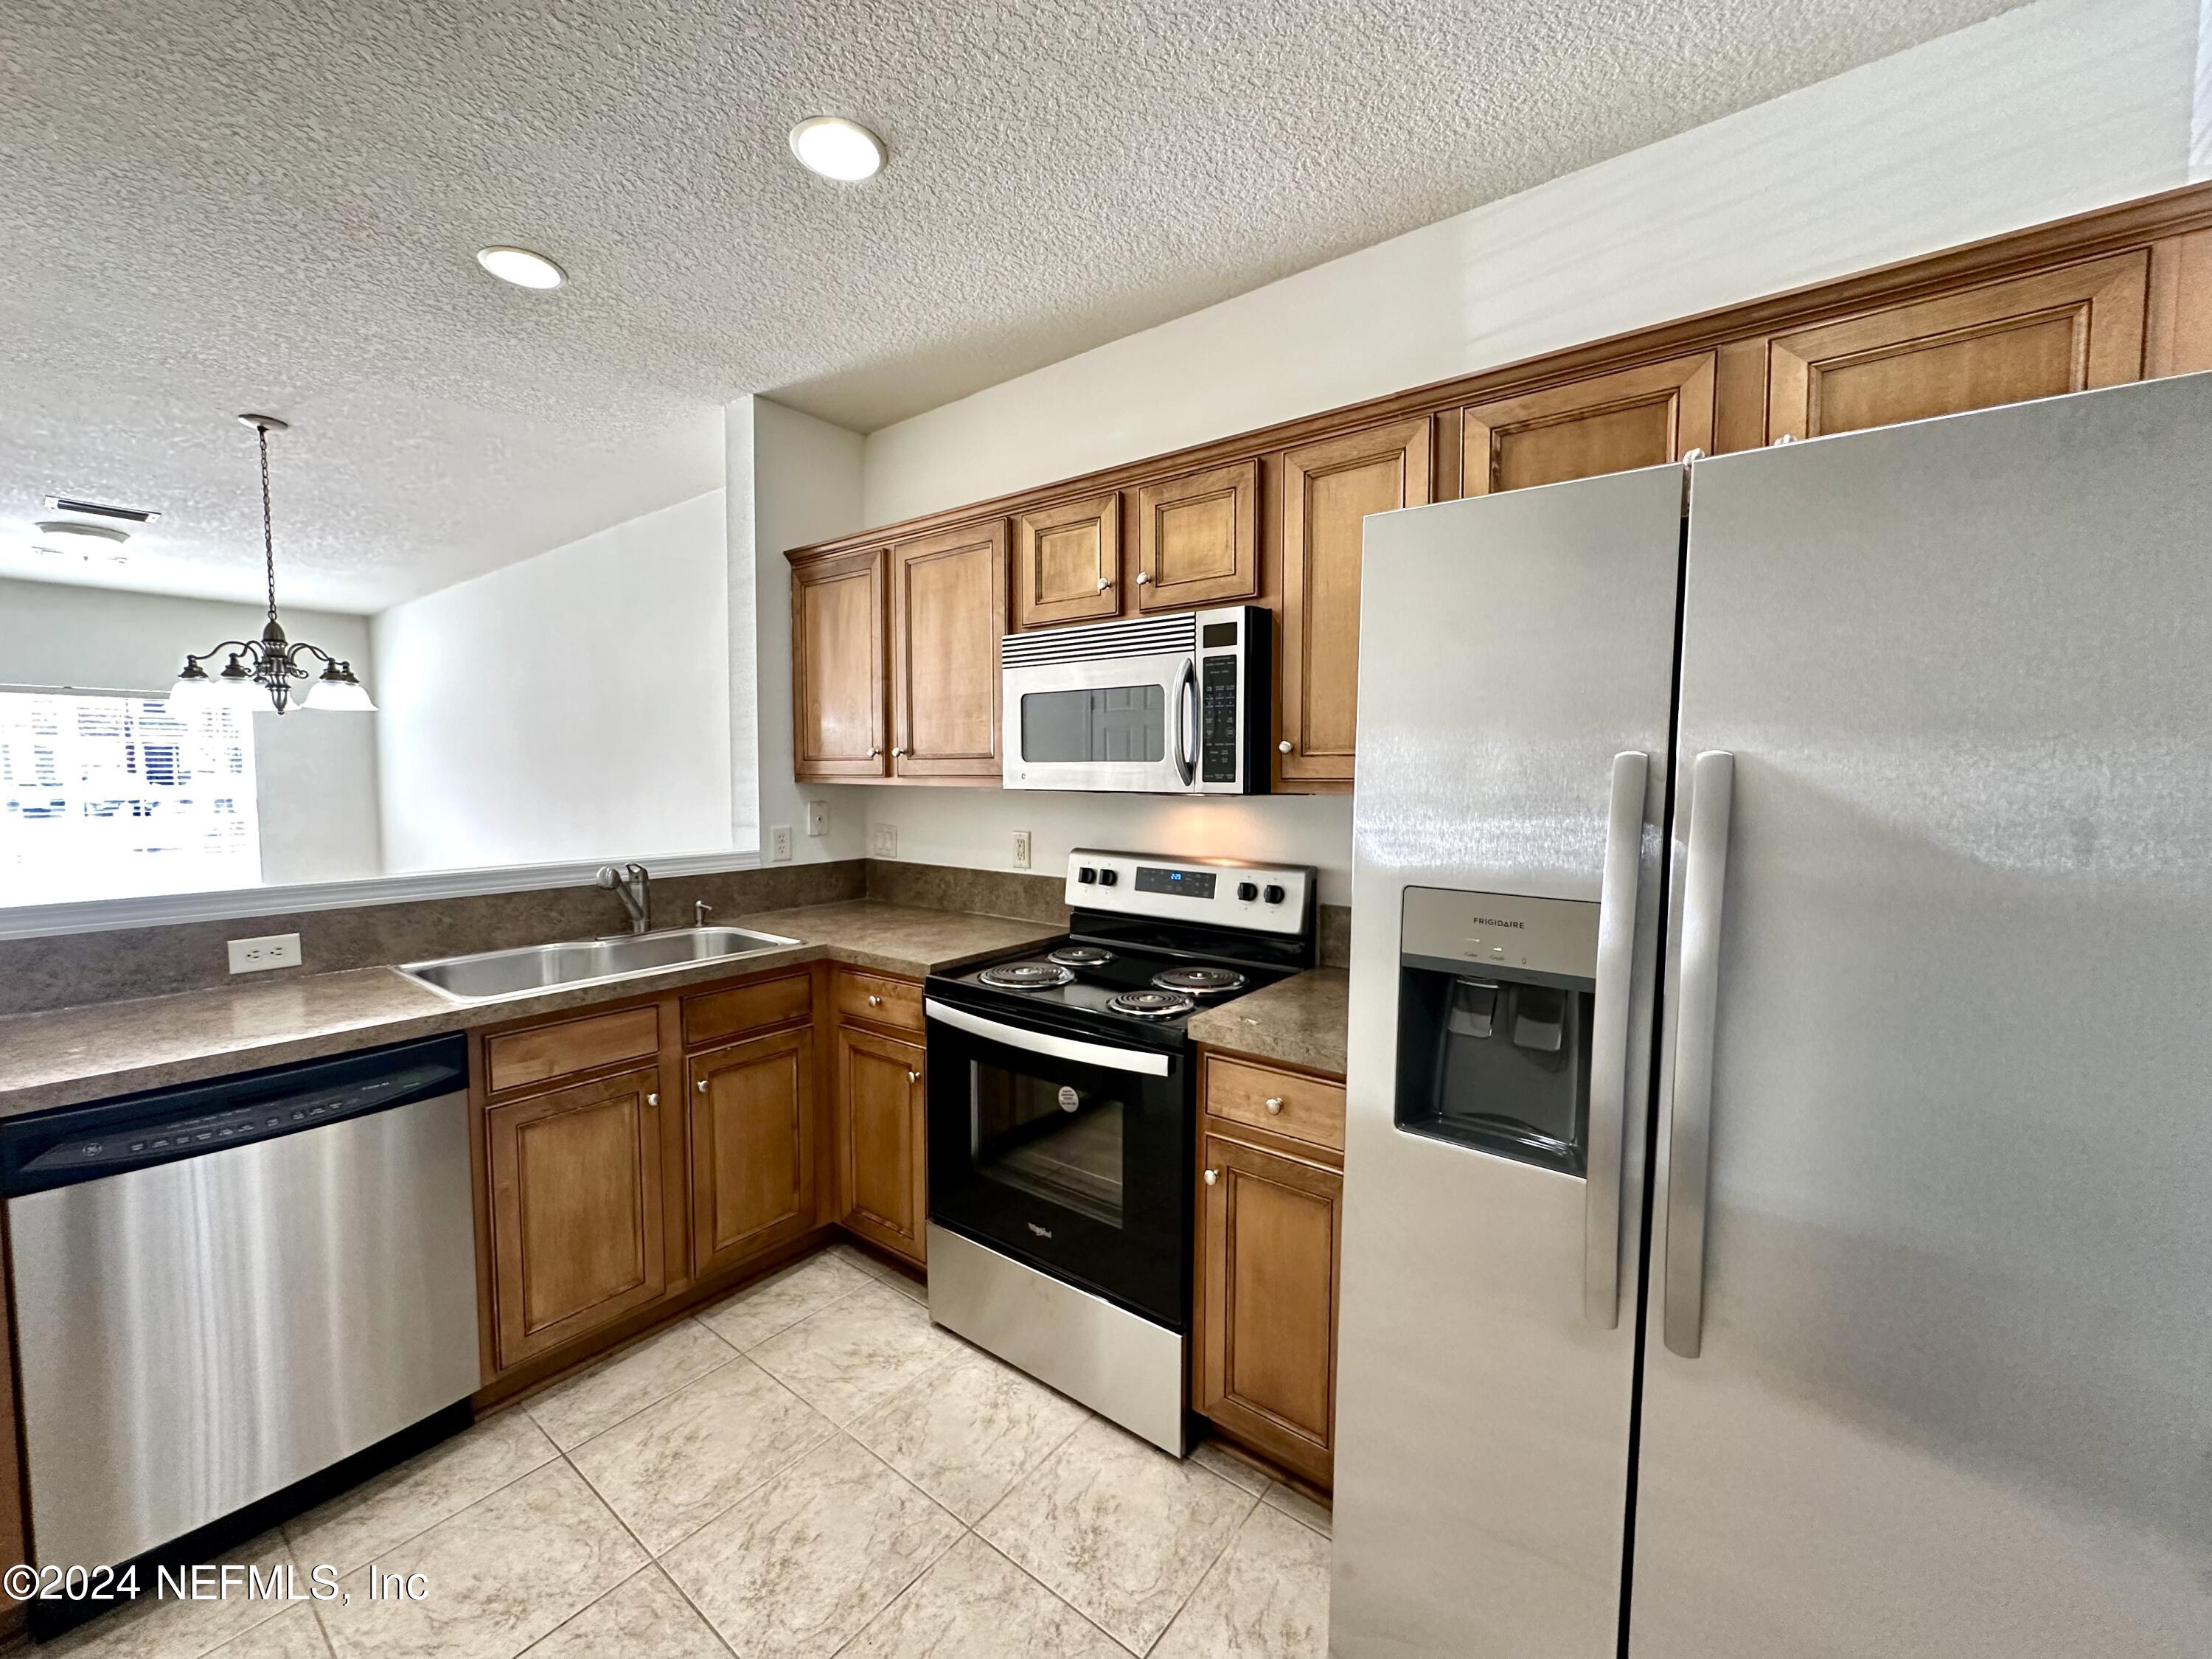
{"left": 0, "top": 0, "right": 2027, "bottom": 612}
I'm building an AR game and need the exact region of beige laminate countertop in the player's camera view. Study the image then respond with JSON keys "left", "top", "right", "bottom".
{"left": 0, "top": 901, "right": 1062, "bottom": 1119}
{"left": 1189, "top": 967, "right": 1349, "bottom": 1079}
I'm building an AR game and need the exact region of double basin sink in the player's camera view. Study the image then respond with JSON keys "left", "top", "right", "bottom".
{"left": 400, "top": 925, "right": 801, "bottom": 1002}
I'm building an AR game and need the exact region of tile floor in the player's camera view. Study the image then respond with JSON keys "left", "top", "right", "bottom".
{"left": 50, "top": 1245, "right": 1330, "bottom": 1658}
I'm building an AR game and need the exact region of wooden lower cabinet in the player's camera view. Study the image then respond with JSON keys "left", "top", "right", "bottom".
{"left": 834, "top": 1023, "right": 928, "bottom": 1265}
{"left": 1197, "top": 1132, "right": 1343, "bottom": 1488}
{"left": 486, "top": 1066, "right": 668, "bottom": 1368}
{"left": 688, "top": 1027, "right": 816, "bottom": 1278}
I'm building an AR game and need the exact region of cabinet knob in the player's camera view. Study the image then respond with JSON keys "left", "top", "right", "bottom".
{"left": 1203, "top": 1168, "right": 1218, "bottom": 1186}
{"left": 1265, "top": 1096, "right": 1284, "bottom": 1115}
{"left": 869, "top": 746, "right": 881, "bottom": 758}
{"left": 907, "top": 1068, "right": 922, "bottom": 1083}
{"left": 868, "top": 994, "right": 883, "bottom": 1006}
{"left": 892, "top": 745, "right": 907, "bottom": 757}
{"left": 646, "top": 1091, "right": 658, "bottom": 1107}
{"left": 1135, "top": 570, "right": 1152, "bottom": 585}
{"left": 696, "top": 1078, "right": 709, "bottom": 1093}
{"left": 1277, "top": 739, "right": 1293, "bottom": 754}
{"left": 1096, "top": 577, "right": 1111, "bottom": 592}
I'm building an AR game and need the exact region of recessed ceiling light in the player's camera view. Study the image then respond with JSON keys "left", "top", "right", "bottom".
{"left": 788, "top": 116, "right": 886, "bottom": 182}
{"left": 476, "top": 246, "right": 566, "bottom": 289}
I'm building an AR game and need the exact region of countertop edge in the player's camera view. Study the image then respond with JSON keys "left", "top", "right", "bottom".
{"left": 0, "top": 902, "right": 1065, "bottom": 1119}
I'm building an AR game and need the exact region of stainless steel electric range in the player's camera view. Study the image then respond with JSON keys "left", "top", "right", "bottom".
{"left": 923, "top": 847, "right": 1316, "bottom": 1455}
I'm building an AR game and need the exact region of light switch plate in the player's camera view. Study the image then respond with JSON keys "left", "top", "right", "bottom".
{"left": 227, "top": 932, "right": 302, "bottom": 974}
{"left": 872, "top": 823, "right": 898, "bottom": 858}
{"left": 1012, "top": 830, "right": 1032, "bottom": 870}
{"left": 805, "top": 800, "right": 829, "bottom": 837}
{"left": 769, "top": 825, "right": 793, "bottom": 862}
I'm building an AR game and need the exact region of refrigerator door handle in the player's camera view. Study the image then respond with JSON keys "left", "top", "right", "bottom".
{"left": 1662, "top": 749, "right": 1735, "bottom": 1358}
{"left": 1584, "top": 749, "right": 1648, "bottom": 1328}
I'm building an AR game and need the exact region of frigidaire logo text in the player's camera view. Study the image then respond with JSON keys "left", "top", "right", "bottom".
{"left": 1028, "top": 1222, "right": 1054, "bottom": 1239}
{"left": 1472, "top": 917, "right": 1526, "bottom": 930}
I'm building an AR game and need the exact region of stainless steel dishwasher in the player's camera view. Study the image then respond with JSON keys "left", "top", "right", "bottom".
{"left": 0, "top": 1034, "right": 481, "bottom": 1573}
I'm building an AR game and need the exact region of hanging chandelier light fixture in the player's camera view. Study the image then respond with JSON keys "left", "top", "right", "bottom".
{"left": 171, "top": 415, "right": 375, "bottom": 715}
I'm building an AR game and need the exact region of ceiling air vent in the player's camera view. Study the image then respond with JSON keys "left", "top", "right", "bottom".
{"left": 41, "top": 495, "right": 161, "bottom": 524}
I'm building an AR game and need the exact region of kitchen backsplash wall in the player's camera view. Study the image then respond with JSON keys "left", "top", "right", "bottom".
{"left": 0, "top": 861, "right": 863, "bottom": 1019}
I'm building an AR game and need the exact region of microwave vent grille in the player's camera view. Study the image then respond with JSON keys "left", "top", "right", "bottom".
{"left": 1001, "top": 612, "right": 1197, "bottom": 667}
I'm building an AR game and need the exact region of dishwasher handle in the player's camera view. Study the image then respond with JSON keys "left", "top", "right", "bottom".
{"left": 0, "top": 1033, "right": 468, "bottom": 1196}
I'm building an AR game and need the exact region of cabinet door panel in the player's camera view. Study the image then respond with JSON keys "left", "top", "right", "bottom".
{"left": 1136, "top": 459, "right": 1259, "bottom": 611}
{"left": 1464, "top": 353, "right": 1716, "bottom": 495}
{"left": 1199, "top": 1135, "right": 1341, "bottom": 1485}
{"left": 836, "top": 1026, "right": 928, "bottom": 1264}
{"left": 1280, "top": 419, "right": 1430, "bottom": 785}
{"left": 1015, "top": 493, "right": 1120, "bottom": 628}
{"left": 892, "top": 521, "right": 1007, "bottom": 778}
{"left": 488, "top": 1068, "right": 667, "bottom": 1368}
{"left": 689, "top": 1029, "right": 815, "bottom": 1278}
{"left": 793, "top": 549, "right": 888, "bottom": 779}
{"left": 1765, "top": 251, "right": 2148, "bottom": 441}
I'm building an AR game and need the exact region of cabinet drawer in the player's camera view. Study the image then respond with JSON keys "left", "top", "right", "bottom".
{"left": 834, "top": 969, "right": 924, "bottom": 1033}
{"left": 1204, "top": 1055, "right": 1345, "bottom": 1154}
{"left": 683, "top": 971, "right": 813, "bottom": 1048}
{"left": 486, "top": 1005, "right": 660, "bottom": 1094}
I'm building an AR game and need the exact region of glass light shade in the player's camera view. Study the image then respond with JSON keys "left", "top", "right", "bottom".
{"left": 212, "top": 658, "right": 264, "bottom": 711}
{"left": 169, "top": 663, "right": 214, "bottom": 700}
{"left": 788, "top": 116, "right": 885, "bottom": 181}
{"left": 304, "top": 664, "right": 376, "bottom": 712}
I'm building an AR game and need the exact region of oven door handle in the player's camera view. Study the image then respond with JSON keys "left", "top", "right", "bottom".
{"left": 1174, "top": 659, "right": 1197, "bottom": 787}
{"left": 925, "top": 1000, "right": 1175, "bottom": 1076}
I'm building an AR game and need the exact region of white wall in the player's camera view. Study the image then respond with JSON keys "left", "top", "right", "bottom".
{"left": 371, "top": 488, "right": 737, "bottom": 872}
{"left": 0, "top": 575, "right": 383, "bottom": 886}
{"left": 832, "top": 0, "right": 2204, "bottom": 906}
{"left": 731, "top": 394, "right": 872, "bottom": 867}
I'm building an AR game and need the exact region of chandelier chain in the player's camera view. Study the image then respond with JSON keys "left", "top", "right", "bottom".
{"left": 257, "top": 422, "right": 277, "bottom": 626}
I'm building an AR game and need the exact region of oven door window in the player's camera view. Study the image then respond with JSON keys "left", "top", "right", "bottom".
{"left": 975, "top": 1069, "right": 1127, "bottom": 1228}
{"left": 1019, "top": 685, "right": 1166, "bottom": 765}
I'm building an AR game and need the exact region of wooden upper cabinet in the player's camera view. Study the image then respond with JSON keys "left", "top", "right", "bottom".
{"left": 1764, "top": 251, "right": 2150, "bottom": 442}
{"left": 1463, "top": 353, "right": 1716, "bottom": 494}
{"left": 487, "top": 1067, "right": 667, "bottom": 1368}
{"left": 891, "top": 519, "right": 1007, "bottom": 779}
{"left": 687, "top": 1028, "right": 816, "bottom": 1279}
{"left": 1014, "top": 493, "right": 1120, "bottom": 629}
{"left": 1279, "top": 417, "right": 1431, "bottom": 787}
{"left": 792, "top": 549, "right": 888, "bottom": 780}
{"left": 1135, "top": 459, "right": 1259, "bottom": 611}
{"left": 1198, "top": 1133, "right": 1342, "bottom": 1487}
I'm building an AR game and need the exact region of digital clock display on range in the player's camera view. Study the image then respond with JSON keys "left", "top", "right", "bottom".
{"left": 1135, "top": 866, "right": 1216, "bottom": 899}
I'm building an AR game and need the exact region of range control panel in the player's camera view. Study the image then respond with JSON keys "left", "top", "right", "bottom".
{"left": 1065, "top": 848, "right": 1314, "bottom": 936}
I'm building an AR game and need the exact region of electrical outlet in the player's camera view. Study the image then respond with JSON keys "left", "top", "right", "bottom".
{"left": 227, "top": 932, "right": 302, "bottom": 974}
{"left": 805, "top": 800, "right": 829, "bottom": 837}
{"left": 872, "top": 822, "right": 898, "bottom": 858}
{"left": 1012, "top": 830, "right": 1032, "bottom": 870}
{"left": 769, "top": 824, "right": 793, "bottom": 862}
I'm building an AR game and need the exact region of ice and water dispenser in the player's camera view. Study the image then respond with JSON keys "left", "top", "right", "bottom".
{"left": 1394, "top": 886, "right": 1599, "bottom": 1176}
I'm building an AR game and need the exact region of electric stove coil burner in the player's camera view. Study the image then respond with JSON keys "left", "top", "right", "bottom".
{"left": 976, "top": 961, "right": 1076, "bottom": 990}
{"left": 1047, "top": 945, "right": 1116, "bottom": 969}
{"left": 1151, "top": 965, "right": 1248, "bottom": 996}
{"left": 1107, "top": 989, "right": 1198, "bottom": 1019}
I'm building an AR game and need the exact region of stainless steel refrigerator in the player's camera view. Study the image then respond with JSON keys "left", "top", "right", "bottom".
{"left": 1330, "top": 370, "right": 2212, "bottom": 1658}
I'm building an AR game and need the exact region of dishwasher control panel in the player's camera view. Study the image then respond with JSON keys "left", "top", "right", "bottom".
{"left": 0, "top": 1037, "right": 467, "bottom": 1195}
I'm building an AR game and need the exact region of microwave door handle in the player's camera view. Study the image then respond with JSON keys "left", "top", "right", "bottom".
{"left": 1175, "top": 660, "right": 1197, "bottom": 787}
{"left": 924, "top": 999, "right": 1175, "bottom": 1076}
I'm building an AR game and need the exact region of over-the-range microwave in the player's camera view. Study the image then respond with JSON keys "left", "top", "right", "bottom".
{"left": 1000, "top": 605, "right": 1270, "bottom": 793}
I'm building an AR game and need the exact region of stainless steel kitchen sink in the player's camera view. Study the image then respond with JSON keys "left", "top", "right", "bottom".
{"left": 398, "top": 925, "right": 802, "bottom": 1001}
